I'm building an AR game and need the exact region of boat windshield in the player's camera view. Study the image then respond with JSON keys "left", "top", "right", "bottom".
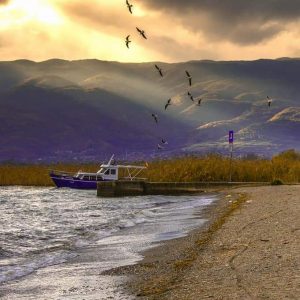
{"left": 97, "top": 168, "right": 105, "bottom": 174}
{"left": 74, "top": 171, "right": 82, "bottom": 178}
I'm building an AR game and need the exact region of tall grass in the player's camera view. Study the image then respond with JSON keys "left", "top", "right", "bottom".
{"left": 145, "top": 153, "right": 300, "bottom": 183}
{"left": 0, "top": 164, "right": 98, "bottom": 186}
{"left": 0, "top": 150, "right": 299, "bottom": 186}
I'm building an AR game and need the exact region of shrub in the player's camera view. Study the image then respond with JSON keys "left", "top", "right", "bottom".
{"left": 271, "top": 179, "right": 284, "bottom": 185}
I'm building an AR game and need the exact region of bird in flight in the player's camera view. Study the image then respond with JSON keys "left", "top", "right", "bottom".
{"left": 185, "top": 70, "right": 192, "bottom": 86}
{"left": 136, "top": 27, "right": 147, "bottom": 39}
{"left": 197, "top": 98, "right": 202, "bottom": 106}
{"left": 151, "top": 113, "right": 158, "bottom": 123}
{"left": 267, "top": 96, "right": 272, "bottom": 107}
{"left": 165, "top": 98, "right": 172, "bottom": 110}
{"left": 126, "top": 0, "right": 133, "bottom": 14}
{"left": 187, "top": 91, "right": 194, "bottom": 102}
{"left": 155, "top": 64, "right": 163, "bottom": 77}
{"left": 125, "top": 35, "right": 131, "bottom": 48}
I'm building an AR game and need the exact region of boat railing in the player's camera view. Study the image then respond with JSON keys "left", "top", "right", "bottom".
{"left": 119, "top": 177, "right": 147, "bottom": 181}
{"left": 49, "top": 169, "right": 74, "bottom": 176}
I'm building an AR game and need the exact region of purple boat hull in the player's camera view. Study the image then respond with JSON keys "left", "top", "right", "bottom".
{"left": 50, "top": 175, "right": 96, "bottom": 189}
{"left": 49, "top": 172, "right": 110, "bottom": 190}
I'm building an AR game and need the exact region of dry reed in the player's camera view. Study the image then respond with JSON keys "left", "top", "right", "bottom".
{"left": 0, "top": 150, "right": 299, "bottom": 186}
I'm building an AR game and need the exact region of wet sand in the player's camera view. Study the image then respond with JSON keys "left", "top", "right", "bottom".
{"left": 107, "top": 185, "right": 300, "bottom": 299}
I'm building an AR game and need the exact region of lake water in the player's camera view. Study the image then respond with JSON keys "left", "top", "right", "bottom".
{"left": 0, "top": 186, "right": 217, "bottom": 299}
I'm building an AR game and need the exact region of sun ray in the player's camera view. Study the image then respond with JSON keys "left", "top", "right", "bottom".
{"left": 0, "top": 0, "right": 62, "bottom": 26}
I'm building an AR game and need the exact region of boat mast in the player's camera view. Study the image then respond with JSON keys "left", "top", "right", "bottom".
{"left": 107, "top": 154, "right": 115, "bottom": 165}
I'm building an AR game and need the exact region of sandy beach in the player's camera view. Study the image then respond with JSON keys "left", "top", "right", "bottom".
{"left": 108, "top": 185, "right": 300, "bottom": 299}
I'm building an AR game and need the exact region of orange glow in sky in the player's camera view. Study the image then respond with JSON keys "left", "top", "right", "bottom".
{"left": 0, "top": 0, "right": 299, "bottom": 62}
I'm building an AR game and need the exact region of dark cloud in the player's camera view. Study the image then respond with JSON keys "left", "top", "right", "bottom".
{"left": 0, "top": 0, "right": 10, "bottom": 5}
{"left": 139, "top": 0, "right": 300, "bottom": 45}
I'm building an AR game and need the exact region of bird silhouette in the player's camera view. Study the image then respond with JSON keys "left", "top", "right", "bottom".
{"left": 187, "top": 91, "right": 194, "bottom": 102}
{"left": 161, "top": 139, "right": 168, "bottom": 145}
{"left": 125, "top": 35, "right": 131, "bottom": 48}
{"left": 126, "top": 0, "right": 133, "bottom": 14}
{"left": 185, "top": 70, "right": 192, "bottom": 86}
{"left": 165, "top": 98, "right": 171, "bottom": 110}
{"left": 136, "top": 27, "right": 147, "bottom": 39}
{"left": 151, "top": 113, "right": 158, "bottom": 123}
{"left": 197, "top": 98, "right": 202, "bottom": 106}
{"left": 267, "top": 96, "right": 272, "bottom": 107}
{"left": 155, "top": 64, "right": 163, "bottom": 77}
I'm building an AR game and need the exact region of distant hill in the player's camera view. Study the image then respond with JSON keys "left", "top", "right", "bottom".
{"left": 0, "top": 58, "right": 299, "bottom": 162}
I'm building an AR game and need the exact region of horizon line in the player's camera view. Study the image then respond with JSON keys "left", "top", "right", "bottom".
{"left": 1, "top": 57, "right": 300, "bottom": 64}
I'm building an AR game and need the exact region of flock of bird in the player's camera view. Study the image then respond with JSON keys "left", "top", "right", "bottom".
{"left": 125, "top": 0, "right": 273, "bottom": 150}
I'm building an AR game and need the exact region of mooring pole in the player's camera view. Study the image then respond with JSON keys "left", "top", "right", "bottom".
{"left": 228, "top": 130, "right": 234, "bottom": 182}
{"left": 229, "top": 143, "right": 233, "bottom": 182}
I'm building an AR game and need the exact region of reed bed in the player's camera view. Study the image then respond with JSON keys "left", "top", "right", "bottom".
{"left": 146, "top": 153, "right": 300, "bottom": 183}
{"left": 0, "top": 150, "right": 299, "bottom": 186}
{"left": 0, "top": 164, "right": 98, "bottom": 186}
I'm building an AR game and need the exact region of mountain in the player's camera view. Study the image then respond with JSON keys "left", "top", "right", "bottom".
{"left": 0, "top": 58, "right": 299, "bottom": 162}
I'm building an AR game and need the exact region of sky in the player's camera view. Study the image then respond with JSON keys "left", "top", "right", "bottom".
{"left": 0, "top": 0, "right": 300, "bottom": 62}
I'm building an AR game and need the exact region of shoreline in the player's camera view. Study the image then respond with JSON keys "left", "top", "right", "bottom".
{"left": 103, "top": 188, "right": 247, "bottom": 294}
{"left": 104, "top": 185, "right": 300, "bottom": 299}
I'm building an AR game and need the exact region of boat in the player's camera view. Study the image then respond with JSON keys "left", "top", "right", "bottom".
{"left": 49, "top": 155, "right": 147, "bottom": 189}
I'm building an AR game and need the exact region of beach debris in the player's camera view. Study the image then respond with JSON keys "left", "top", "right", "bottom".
{"left": 151, "top": 113, "right": 158, "bottom": 123}
{"left": 185, "top": 70, "right": 192, "bottom": 86}
{"left": 165, "top": 98, "right": 172, "bottom": 110}
{"left": 260, "top": 238, "right": 270, "bottom": 242}
{"left": 225, "top": 194, "right": 232, "bottom": 198}
{"left": 155, "top": 64, "right": 163, "bottom": 77}
{"left": 125, "top": 35, "right": 131, "bottom": 48}
{"left": 136, "top": 27, "right": 147, "bottom": 39}
{"left": 126, "top": 0, "right": 133, "bottom": 14}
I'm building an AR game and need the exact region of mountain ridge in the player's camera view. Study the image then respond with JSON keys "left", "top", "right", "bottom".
{"left": 0, "top": 58, "right": 299, "bottom": 162}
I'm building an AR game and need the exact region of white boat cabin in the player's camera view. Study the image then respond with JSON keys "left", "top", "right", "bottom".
{"left": 74, "top": 155, "right": 146, "bottom": 181}
{"left": 96, "top": 166, "right": 118, "bottom": 181}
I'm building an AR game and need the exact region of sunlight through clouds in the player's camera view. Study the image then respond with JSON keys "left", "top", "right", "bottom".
{"left": 0, "top": 0, "right": 299, "bottom": 62}
{"left": 0, "top": 0, "right": 62, "bottom": 25}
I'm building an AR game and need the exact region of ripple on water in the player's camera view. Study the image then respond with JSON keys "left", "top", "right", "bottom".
{"left": 0, "top": 186, "right": 217, "bottom": 286}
